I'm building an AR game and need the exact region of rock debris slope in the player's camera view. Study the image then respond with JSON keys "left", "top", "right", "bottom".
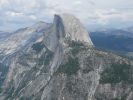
{"left": 0, "top": 14, "right": 133, "bottom": 100}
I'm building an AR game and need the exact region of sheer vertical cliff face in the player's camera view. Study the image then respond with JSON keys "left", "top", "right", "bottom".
{"left": 0, "top": 14, "right": 133, "bottom": 100}
{"left": 42, "top": 14, "right": 93, "bottom": 52}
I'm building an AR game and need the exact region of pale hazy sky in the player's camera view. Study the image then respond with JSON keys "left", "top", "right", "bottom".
{"left": 0, "top": 0, "right": 133, "bottom": 31}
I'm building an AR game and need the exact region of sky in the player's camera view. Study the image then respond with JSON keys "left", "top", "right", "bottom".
{"left": 0, "top": 0, "right": 133, "bottom": 31}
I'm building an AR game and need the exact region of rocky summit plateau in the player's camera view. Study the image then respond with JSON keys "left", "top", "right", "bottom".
{"left": 0, "top": 14, "right": 133, "bottom": 100}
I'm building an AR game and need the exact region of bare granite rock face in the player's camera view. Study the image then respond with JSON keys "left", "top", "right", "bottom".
{"left": 59, "top": 14, "right": 93, "bottom": 45}
{"left": 0, "top": 21, "right": 51, "bottom": 91}
{"left": 0, "top": 22, "right": 51, "bottom": 55}
{"left": 0, "top": 14, "right": 133, "bottom": 100}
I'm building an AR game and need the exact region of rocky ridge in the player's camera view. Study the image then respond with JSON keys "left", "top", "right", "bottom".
{"left": 0, "top": 14, "right": 133, "bottom": 100}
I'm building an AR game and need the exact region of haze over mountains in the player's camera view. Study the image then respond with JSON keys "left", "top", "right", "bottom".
{"left": 0, "top": 14, "right": 133, "bottom": 100}
{"left": 90, "top": 28, "right": 133, "bottom": 57}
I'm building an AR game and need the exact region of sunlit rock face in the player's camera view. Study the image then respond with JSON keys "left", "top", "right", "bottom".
{"left": 0, "top": 14, "right": 133, "bottom": 100}
{"left": 0, "top": 22, "right": 51, "bottom": 55}
{"left": 59, "top": 14, "right": 93, "bottom": 45}
{"left": 43, "top": 14, "right": 93, "bottom": 52}
{"left": 0, "top": 22, "right": 51, "bottom": 91}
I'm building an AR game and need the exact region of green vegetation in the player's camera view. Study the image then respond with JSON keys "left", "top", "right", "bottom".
{"left": 113, "top": 94, "right": 128, "bottom": 100}
{"left": 0, "top": 87, "right": 2, "bottom": 93}
{"left": 112, "top": 95, "right": 127, "bottom": 100}
{"left": 95, "top": 52, "right": 104, "bottom": 57}
{"left": 32, "top": 42, "right": 45, "bottom": 53}
{"left": 43, "top": 51, "right": 53, "bottom": 65}
{"left": 82, "top": 67, "right": 93, "bottom": 73}
{"left": 38, "top": 50, "right": 53, "bottom": 66}
{"left": 0, "top": 63, "right": 9, "bottom": 87}
{"left": 112, "top": 98, "right": 124, "bottom": 100}
{"left": 95, "top": 93, "right": 108, "bottom": 100}
{"left": 66, "top": 81, "right": 74, "bottom": 93}
{"left": 32, "top": 41, "right": 54, "bottom": 66}
{"left": 5, "top": 87, "right": 14, "bottom": 99}
{"left": 112, "top": 98, "right": 121, "bottom": 100}
{"left": 57, "top": 57, "right": 80, "bottom": 75}
{"left": 69, "top": 41, "right": 85, "bottom": 55}
{"left": 100, "top": 63, "right": 133, "bottom": 84}
{"left": 69, "top": 41, "right": 85, "bottom": 47}
{"left": 96, "top": 94, "right": 127, "bottom": 100}
{"left": 20, "top": 98, "right": 25, "bottom": 100}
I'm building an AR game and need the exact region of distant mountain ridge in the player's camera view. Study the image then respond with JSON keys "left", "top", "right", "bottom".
{"left": 90, "top": 29, "right": 133, "bottom": 53}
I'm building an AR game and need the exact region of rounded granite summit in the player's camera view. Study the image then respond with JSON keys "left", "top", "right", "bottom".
{"left": 54, "top": 14, "right": 93, "bottom": 46}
